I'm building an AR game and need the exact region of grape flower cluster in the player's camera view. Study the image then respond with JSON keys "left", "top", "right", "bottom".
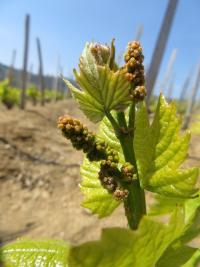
{"left": 123, "top": 41, "right": 146, "bottom": 101}
{"left": 58, "top": 115, "right": 136, "bottom": 200}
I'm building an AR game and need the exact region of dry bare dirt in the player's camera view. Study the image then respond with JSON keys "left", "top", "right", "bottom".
{"left": 0, "top": 99, "right": 200, "bottom": 246}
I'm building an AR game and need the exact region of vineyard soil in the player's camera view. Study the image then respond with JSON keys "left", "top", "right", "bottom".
{"left": 0, "top": 99, "right": 200, "bottom": 245}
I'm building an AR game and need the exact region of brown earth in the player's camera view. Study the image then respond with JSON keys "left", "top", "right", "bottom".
{"left": 0, "top": 99, "right": 127, "bottom": 246}
{"left": 0, "top": 99, "right": 200, "bottom": 246}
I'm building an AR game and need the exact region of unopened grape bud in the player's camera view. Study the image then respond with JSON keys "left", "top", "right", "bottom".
{"left": 90, "top": 43, "right": 110, "bottom": 66}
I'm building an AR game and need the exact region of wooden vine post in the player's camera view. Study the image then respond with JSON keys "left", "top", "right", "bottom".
{"left": 54, "top": 55, "right": 60, "bottom": 101}
{"left": 36, "top": 38, "right": 45, "bottom": 106}
{"left": 7, "top": 49, "right": 17, "bottom": 87}
{"left": 146, "top": 0, "right": 179, "bottom": 104}
{"left": 20, "top": 14, "right": 30, "bottom": 109}
{"left": 183, "top": 64, "right": 200, "bottom": 129}
{"left": 159, "top": 49, "right": 177, "bottom": 94}
{"left": 167, "top": 72, "right": 176, "bottom": 101}
{"left": 179, "top": 69, "right": 192, "bottom": 102}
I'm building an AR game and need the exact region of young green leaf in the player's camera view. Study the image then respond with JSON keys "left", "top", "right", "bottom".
{"left": 158, "top": 247, "right": 200, "bottom": 267}
{"left": 98, "top": 115, "right": 124, "bottom": 162}
{"left": 80, "top": 157, "right": 120, "bottom": 217}
{"left": 150, "top": 192, "right": 200, "bottom": 245}
{"left": 149, "top": 194, "right": 185, "bottom": 215}
{"left": 149, "top": 191, "right": 200, "bottom": 221}
{"left": 134, "top": 94, "right": 199, "bottom": 198}
{"left": 156, "top": 245, "right": 197, "bottom": 267}
{"left": 148, "top": 190, "right": 200, "bottom": 265}
{"left": 181, "top": 250, "right": 200, "bottom": 267}
{"left": 64, "top": 43, "right": 130, "bottom": 123}
{"left": 180, "top": 194, "right": 200, "bottom": 243}
{"left": 69, "top": 209, "right": 190, "bottom": 267}
{"left": 80, "top": 116, "right": 124, "bottom": 217}
{"left": 0, "top": 239, "right": 70, "bottom": 267}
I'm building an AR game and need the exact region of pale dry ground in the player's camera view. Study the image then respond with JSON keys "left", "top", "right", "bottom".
{"left": 0, "top": 99, "right": 200, "bottom": 246}
{"left": 0, "top": 99, "right": 126, "bottom": 245}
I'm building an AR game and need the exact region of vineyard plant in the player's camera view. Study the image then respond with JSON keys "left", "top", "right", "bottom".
{"left": 0, "top": 80, "right": 66, "bottom": 109}
{"left": 1, "top": 40, "right": 200, "bottom": 267}
{"left": 0, "top": 80, "right": 20, "bottom": 109}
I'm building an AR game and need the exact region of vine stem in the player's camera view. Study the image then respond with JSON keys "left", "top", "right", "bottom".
{"left": 119, "top": 135, "right": 146, "bottom": 230}
{"left": 106, "top": 105, "right": 146, "bottom": 230}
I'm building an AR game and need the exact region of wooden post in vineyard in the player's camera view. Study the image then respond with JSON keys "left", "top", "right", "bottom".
{"left": 60, "top": 66, "right": 65, "bottom": 99}
{"left": 159, "top": 49, "right": 177, "bottom": 94}
{"left": 28, "top": 64, "right": 33, "bottom": 84}
{"left": 20, "top": 14, "right": 30, "bottom": 109}
{"left": 146, "top": 0, "right": 179, "bottom": 104}
{"left": 167, "top": 72, "right": 176, "bottom": 101}
{"left": 36, "top": 38, "right": 45, "bottom": 106}
{"left": 179, "top": 69, "right": 192, "bottom": 102}
{"left": 183, "top": 63, "right": 200, "bottom": 129}
{"left": 7, "top": 49, "right": 16, "bottom": 87}
{"left": 54, "top": 55, "right": 60, "bottom": 101}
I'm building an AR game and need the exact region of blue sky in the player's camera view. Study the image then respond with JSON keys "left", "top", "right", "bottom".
{"left": 0, "top": 0, "right": 200, "bottom": 97}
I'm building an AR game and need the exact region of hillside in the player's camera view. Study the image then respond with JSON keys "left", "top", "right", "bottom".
{"left": 0, "top": 62, "right": 76, "bottom": 90}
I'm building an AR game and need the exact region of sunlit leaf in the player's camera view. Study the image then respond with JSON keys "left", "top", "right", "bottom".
{"left": 98, "top": 115, "right": 124, "bottom": 162}
{"left": 150, "top": 192, "right": 200, "bottom": 266}
{"left": 64, "top": 43, "right": 130, "bottom": 123}
{"left": 182, "top": 250, "right": 200, "bottom": 267}
{"left": 69, "top": 209, "right": 192, "bottom": 267}
{"left": 80, "top": 157, "right": 120, "bottom": 217}
{"left": 156, "top": 245, "right": 197, "bottom": 267}
{"left": 134, "top": 94, "right": 199, "bottom": 198}
{"left": 80, "top": 116, "right": 125, "bottom": 217}
{"left": 1, "top": 239, "right": 69, "bottom": 267}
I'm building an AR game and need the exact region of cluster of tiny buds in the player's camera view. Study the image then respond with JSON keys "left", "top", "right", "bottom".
{"left": 121, "top": 162, "right": 136, "bottom": 182}
{"left": 98, "top": 159, "right": 130, "bottom": 201}
{"left": 114, "top": 187, "right": 129, "bottom": 201}
{"left": 124, "top": 41, "right": 143, "bottom": 64}
{"left": 123, "top": 41, "right": 146, "bottom": 101}
{"left": 98, "top": 160, "right": 118, "bottom": 193}
{"left": 87, "top": 140, "right": 107, "bottom": 161}
{"left": 132, "top": 85, "right": 146, "bottom": 101}
{"left": 106, "top": 148, "right": 119, "bottom": 163}
{"left": 101, "top": 176, "right": 117, "bottom": 192}
{"left": 58, "top": 115, "right": 121, "bottom": 163}
{"left": 57, "top": 116, "right": 107, "bottom": 161}
{"left": 58, "top": 116, "right": 130, "bottom": 201}
{"left": 57, "top": 115, "right": 93, "bottom": 150}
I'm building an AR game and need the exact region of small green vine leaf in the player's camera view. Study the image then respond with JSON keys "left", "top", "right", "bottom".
{"left": 155, "top": 193, "right": 200, "bottom": 266}
{"left": 80, "top": 116, "right": 124, "bottom": 217}
{"left": 80, "top": 157, "right": 120, "bottom": 217}
{"left": 134, "top": 94, "right": 199, "bottom": 198}
{"left": 156, "top": 245, "right": 197, "bottom": 267}
{"left": 181, "top": 250, "right": 200, "bottom": 267}
{"left": 64, "top": 79, "right": 104, "bottom": 123}
{"left": 98, "top": 115, "right": 124, "bottom": 162}
{"left": 149, "top": 194, "right": 185, "bottom": 215}
{"left": 69, "top": 209, "right": 192, "bottom": 267}
{"left": 0, "top": 239, "right": 70, "bottom": 267}
{"left": 64, "top": 43, "right": 130, "bottom": 123}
